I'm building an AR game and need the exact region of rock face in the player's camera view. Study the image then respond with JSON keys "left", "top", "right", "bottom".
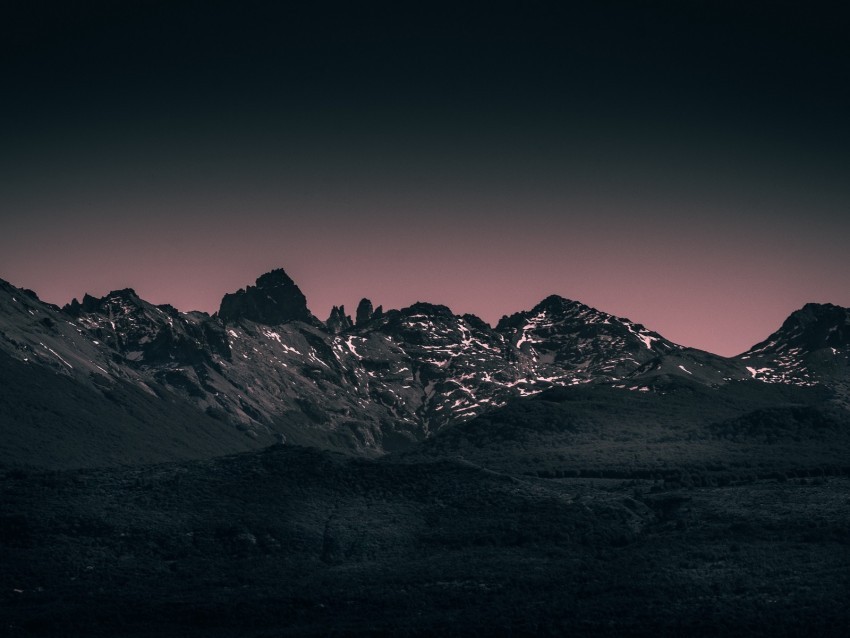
{"left": 218, "top": 269, "right": 320, "bottom": 326}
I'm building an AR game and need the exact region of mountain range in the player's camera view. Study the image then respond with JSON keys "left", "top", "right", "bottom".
{"left": 1, "top": 268, "right": 848, "bottom": 468}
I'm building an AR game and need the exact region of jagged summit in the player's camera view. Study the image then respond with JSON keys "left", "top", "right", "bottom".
{"left": 218, "top": 268, "right": 320, "bottom": 326}
{"left": 399, "top": 301, "right": 455, "bottom": 318}
{"left": 737, "top": 302, "right": 850, "bottom": 386}
{"left": 255, "top": 268, "right": 296, "bottom": 289}
{"left": 64, "top": 288, "right": 143, "bottom": 317}
{"left": 326, "top": 305, "right": 353, "bottom": 333}
{"left": 496, "top": 295, "right": 584, "bottom": 331}
{"left": 106, "top": 287, "right": 140, "bottom": 299}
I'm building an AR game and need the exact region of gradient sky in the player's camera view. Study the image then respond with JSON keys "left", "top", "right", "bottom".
{"left": 2, "top": 1, "right": 848, "bottom": 356}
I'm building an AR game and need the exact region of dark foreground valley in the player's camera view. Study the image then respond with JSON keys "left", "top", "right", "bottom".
{"left": 3, "top": 409, "right": 850, "bottom": 636}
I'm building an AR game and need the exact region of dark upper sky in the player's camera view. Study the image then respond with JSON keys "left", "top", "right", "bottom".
{"left": 2, "top": 1, "right": 848, "bottom": 355}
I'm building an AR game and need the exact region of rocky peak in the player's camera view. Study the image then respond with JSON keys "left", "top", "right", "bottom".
{"left": 496, "top": 296, "right": 591, "bottom": 332}
{"left": 63, "top": 289, "right": 144, "bottom": 318}
{"left": 462, "top": 313, "right": 491, "bottom": 332}
{"left": 59, "top": 286, "right": 231, "bottom": 366}
{"left": 786, "top": 303, "right": 850, "bottom": 348}
{"left": 255, "top": 269, "right": 296, "bottom": 289}
{"left": 218, "top": 268, "right": 320, "bottom": 326}
{"left": 737, "top": 303, "right": 850, "bottom": 388}
{"left": 533, "top": 294, "right": 583, "bottom": 314}
{"left": 747, "top": 303, "right": 850, "bottom": 355}
{"left": 375, "top": 301, "right": 472, "bottom": 347}
{"left": 402, "top": 302, "right": 455, "bottom": 319}
{"left": 326, "top": 305, "right": 354, "bottom": 333}
{"left": 356, "top": 298, "right": 374, "bottom": 326}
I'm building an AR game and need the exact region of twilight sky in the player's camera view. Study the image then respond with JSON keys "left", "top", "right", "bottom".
{"left": 1, "top": 1, "right": 848, "bottom": 356}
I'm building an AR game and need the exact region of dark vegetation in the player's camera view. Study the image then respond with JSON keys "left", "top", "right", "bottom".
{"left": 3, "top": 437, "right": 850, "bottom": 636}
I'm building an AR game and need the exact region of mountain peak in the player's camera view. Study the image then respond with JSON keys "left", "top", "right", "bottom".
{"left": 531, "top": 295, "right": 584, "bottom": 314}
{"left": 326, "top": 305, "right": 353, "bottom": 333}
{"left": 791, "top": 302, "right": 847, "bottom": 322}
{"left": 401, "top": 302, "right": 455, "bottom": 318}
{"left": 63, "top": 289, "right": 143, "bottom": 317}
{"left": 105, "top": 288, "right": 141, "bottom": 301}
{"left": 255, "top": 268, "right": 296, "bottom": 290}
{"left": 737, "top": 302, "right": 850, "bottom": 385}
{"left": 496, "top": 295, "right": 585, "bottom": 332}
{"left": 218, "top": 268, "right": 320, "bottom": 327}
{"left": 776, "top": 302, "right": 850, "bottom": 349}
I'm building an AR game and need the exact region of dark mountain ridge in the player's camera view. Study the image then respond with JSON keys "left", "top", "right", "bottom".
{"left": 1, "top": 269, "right": 848, "bottom": 468}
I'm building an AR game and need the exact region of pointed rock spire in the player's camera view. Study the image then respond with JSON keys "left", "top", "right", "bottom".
{"left": 356, "top": 298, "right": 374, "bottom": 326}
{"left": 326, "top": 305, "right": 353, "bottom": 333}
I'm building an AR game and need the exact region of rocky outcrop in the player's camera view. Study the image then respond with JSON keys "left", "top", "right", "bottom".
{"left": 218, "top": 269, "right": 320, "bottom": 326}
